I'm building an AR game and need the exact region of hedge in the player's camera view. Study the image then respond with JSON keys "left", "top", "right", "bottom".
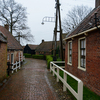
{"left": 32, "top": 55, "right": 44, "bottom": 60}
{"left": 23, "top": 53, "right": 31, "bottom": 58}
{"left": 46, "top": 55, "right": 53, "bottom": 69}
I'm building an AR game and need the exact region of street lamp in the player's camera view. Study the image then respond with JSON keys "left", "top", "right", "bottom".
{"left": 41, "top": 16, "right": 55, "bottom": 25}
{"left": 41, "top": 0, "right": 64, "bottom": 61}
{"left": 41, "top": 16, "right": 57, "bottom": 60}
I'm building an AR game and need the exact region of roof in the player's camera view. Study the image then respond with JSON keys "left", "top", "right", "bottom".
{"left": 0, "top": 31, "right": 7, "bottom": 43}
{"left": 36, "top": 41, "right": 53, "bottom": 52}
{"left": 65, "top": 6, "right": 100, "bottom": 39}
{"left": 22, "top": 46, "right": 25, "bottom": 49}
{"left": 28, "top": 44, "right": 38, "bottom": 50}
{"left": 62, "top": 33, "right": 68, "bottom": 39}
{"left": 0, "top": 25, "right": 23, "bottom": 50}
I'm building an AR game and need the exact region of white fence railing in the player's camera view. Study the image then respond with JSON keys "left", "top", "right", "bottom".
{"left": 50, "top": 61, "right": 83, "bottom": 100}
{"left": 11, "top": 52, "right": 23, "bottom": 73}
{"left": 11, "top": 60, "right": 22, "bottom": 73}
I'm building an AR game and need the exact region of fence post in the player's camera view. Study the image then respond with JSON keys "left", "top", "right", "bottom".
{"left": 12, "top": 63, "right": 14, "bottom": 73}
{"left": 16, "top": 61, "right": 17, "bottom": 72}
{"left": 57, "top": 68, "right": 59, "bottom": 82}
{"left": 19, "top": 52, "right": 20, "bottom": 69}
{"left": 78, "top": 81, "right": 83, "bottom": 100}
{"left": 21, "top": 52, "right": 23, "bottom": 62}
{"left": 53, "top": 64, "right": 55, "bottom": 76}
{"left": 50, "top": 62, "right": 51, "bottom": 72}
{"left": 63, "top": 72, "right": 67, "bottom": 91}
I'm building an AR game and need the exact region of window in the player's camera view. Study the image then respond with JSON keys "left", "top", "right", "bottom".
{"left": 7, "top": 54, "right": 10, "bottom": 60}
{"left": 78, "top": 37, "right": 86, "bottom": 71}
{"left": 68, "top": 41, "right": 72, "bottom": 65}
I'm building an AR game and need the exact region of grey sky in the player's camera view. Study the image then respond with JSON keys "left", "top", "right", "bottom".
{"left": 15, "top": 0, "right": 95, "bottom": 45}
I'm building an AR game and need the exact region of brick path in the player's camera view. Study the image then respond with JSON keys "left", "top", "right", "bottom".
{"left": 0, "top": 58, "right": 72, "bottom": 100}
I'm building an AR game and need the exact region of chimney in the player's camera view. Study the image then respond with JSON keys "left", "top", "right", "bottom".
{"left": 42, "top": 39, "right": 44, "bottom": 43}
{"left": 4, "top": 24, "right": 9, "bottom": 31}
{"left": 95, "top": 0, "right": 100, "bottom": 8}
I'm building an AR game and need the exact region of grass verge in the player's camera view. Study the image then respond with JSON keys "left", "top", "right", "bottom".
{"left": 53, "top": 70, "right": 100, "bottom": 100}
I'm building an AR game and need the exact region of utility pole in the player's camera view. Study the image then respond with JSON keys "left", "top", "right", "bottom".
{"left": 54, "top": 0, "right": 63, "bottom": 61}
{"left": 41, "top": 0, "right": 63, "bottom": 60}
{"left": 14, "top": 32, "right": 22, "bottom": 44}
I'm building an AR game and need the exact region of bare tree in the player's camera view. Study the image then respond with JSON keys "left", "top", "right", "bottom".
{"left": 0, "top": 0, "right": 34, "bottom": 44}
{"left": 62, "top": 5, "right": 93, "bottom": 33}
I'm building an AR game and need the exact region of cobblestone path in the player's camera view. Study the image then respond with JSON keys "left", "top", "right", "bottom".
{"left": 0, "top": 58, "right": 72, "bottom": 100}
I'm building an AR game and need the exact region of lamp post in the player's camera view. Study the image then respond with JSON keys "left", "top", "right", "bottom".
{"left": 41, "top": 0, "right": 64, "bottom": 61}
{"left": 55, "top": 0, "right": 63, "bottom": 61}
{"left": 41, "top": 16, "right": 57, "bottom": 60}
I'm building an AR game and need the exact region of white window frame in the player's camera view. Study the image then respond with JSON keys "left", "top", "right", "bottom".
{"left": 67, "top": 41, "right": 72, "bottom": 65}
{"left": 78, "top": 37, "right": 86, "bottom": 71}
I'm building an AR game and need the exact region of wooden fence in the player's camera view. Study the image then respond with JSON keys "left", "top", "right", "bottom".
{"left": 50, "top": 61, "right": 83, "bottom": 100}
{"left": 11, "top": 52, "right": 23, "bottom": 73}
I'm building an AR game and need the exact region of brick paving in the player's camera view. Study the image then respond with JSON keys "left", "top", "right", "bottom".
{"left": 0, "top": 58, "right": 72, "bottom": 100}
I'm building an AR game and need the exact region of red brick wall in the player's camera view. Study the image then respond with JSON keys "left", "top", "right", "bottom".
{"left": 0, "top": 42, "right": 7, "bottom": 82}
{"left": 7, "top": 51, "right": 23, "bottom": 64}
{"left": 65, "top": 30, "right": 100, "bottom": 95}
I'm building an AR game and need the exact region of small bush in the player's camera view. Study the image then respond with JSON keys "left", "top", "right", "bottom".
{"left": 32, "top": 55, "right": 44, "bottom": 60}
{"left": 23, "top": 53, "right": 31, "bottom": 58}
{"left": 46, "top": 55, "right": 53, "bottom": 69}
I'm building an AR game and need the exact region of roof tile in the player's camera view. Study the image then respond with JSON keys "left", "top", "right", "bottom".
{"left": 0, "top": 25, "right": 23, "bottom": 50}
{"left": 67, "top": 6, "right": 100, "bottom": 37}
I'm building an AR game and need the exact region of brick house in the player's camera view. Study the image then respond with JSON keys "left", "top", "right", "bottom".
{"left": 0, "top": 32, "right": 7, "bottom": 82}
{"left": 64, "top": 0, "right": 100, "bottom": 95}
{"left": 24, "top": 44, "right": 38, "bottom": 55}
{"left": 0, "top": 25, "right": 23, "bottom": 65}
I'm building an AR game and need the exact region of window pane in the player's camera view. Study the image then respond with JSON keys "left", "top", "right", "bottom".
{"left": 83, "top": 50, "right": 85, "bottom": 56}
{"left": 69, "top": 56, "right": 72, "bottom": 63}
{"left": 80, "top": 39, "right": 86, "bottom": 68}
{"left": 68, "top": 42, "right": 72, "bottom": 64}
{"left": 69, "top": 42, "right": 72, "bottom": 49}
{"left": 81, "top": 50, "right": 84, "bottom": 56}
{"left": 70, "top": 42, "right": 72, "bottom": 49}
{"left": 69, "top": 50, "right": 72, "bottom": 55}
{"left": 84, "top": 40, "right": 85, "bottom": 48}
{"left": 81, "top": 40, "right": 83, "bottom": 48}
{"left": 83, "top": 59, "right": 85, "bottom": 67}
{"left": 81, "top": 58, "right": 83, "bottom": 67}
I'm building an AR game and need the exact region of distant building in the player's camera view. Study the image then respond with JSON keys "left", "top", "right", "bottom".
{"left": 36, "top": 40, "right": 53, "bottom": 55}
{"left": 36, "top": 35, "right": 67, "bottom": 59}
{"left": 0, "top": 32, "right": 7, "bottom": 82}
{"left": 24, "top": 44, "right": 38, "bottom": 55}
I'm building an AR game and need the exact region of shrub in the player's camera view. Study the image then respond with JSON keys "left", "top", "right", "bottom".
{"left": 46, "top": 55, "right": 53, "bottom": 69}
{"left": 56, "top": 58, "right": 64, "bottom": 66}
{"left": 23, "top": 53, "right": 31, "bottom": 58}
{"left": 32, "top": 55, "right": 44, "bottom": 60}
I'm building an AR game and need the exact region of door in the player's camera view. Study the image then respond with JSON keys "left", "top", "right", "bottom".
{"left": 11, "top": 54, "right": 14, "bottom": 64}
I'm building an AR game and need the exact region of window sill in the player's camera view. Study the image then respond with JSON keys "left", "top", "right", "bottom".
{"left": 78, "top": 66, "right": 86, "bottom": 71}
{"left": 67, "top": 63, "right": 72, "bottom": 66}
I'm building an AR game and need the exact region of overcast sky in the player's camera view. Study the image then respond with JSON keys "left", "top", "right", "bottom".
{"left": 15, "top": 0, "right": 95, "bottom": 45}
